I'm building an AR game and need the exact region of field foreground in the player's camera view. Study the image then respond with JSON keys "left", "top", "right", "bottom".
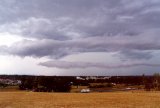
{"left": 0, "top": 92, "right": 160, "bottom": 108}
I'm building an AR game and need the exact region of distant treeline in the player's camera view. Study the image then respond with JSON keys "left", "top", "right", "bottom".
{"left": 0, "top": 75, "right": 159, "bottom": 92}
{"left": 19, "top": 76, "right": 75, "bottom": 92}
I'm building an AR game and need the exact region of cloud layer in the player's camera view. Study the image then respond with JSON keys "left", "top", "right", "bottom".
{"left": 0, "top": 0, "right": 160, "bottom": 74}
{"left": 39, "top": 60, "right": 160, "bottom": 69}
{"left": 1, "top": 31, "right": 160, "bottom": 59}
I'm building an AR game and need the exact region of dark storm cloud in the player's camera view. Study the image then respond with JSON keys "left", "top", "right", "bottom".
{"left": 1, "top": 34, "right": 160, "bottom": 59}
{"left": 0, "top": 0, "right": 160, "bottom": 39}
{"left": 117, "top": 50, "right": 153, "bottom": 60}
{"left": 39, "top": 60, "right": 160, "bottom": 69}
{"left": 0, "top": 0, "right": 160, "bottom": 60}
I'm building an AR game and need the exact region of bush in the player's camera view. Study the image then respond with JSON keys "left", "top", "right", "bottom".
{"left": 89, "top": 83, "right": 113, "bottom": 88}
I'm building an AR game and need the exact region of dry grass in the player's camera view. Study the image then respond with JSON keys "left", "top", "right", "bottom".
{"left": 0, "top": 91, "right": 160, "bottom": 108}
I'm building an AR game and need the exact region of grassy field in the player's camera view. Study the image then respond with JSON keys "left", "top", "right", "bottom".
{"left": 0, "top": 91, "right": 160, "bottom": 108}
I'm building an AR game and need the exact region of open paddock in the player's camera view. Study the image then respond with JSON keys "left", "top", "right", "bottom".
{"left": 0, "top": 91, "right": 160, "bottom": 108}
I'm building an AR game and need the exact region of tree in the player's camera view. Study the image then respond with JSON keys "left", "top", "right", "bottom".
{"left": 153, "top": 73, "right": 160, "bottom": 90}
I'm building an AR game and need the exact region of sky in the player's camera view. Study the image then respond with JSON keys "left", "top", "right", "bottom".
{"left": 0, "top": 0, "right": 160, "bottom": 76}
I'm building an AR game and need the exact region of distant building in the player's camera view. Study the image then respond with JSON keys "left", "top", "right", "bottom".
{"left": 81, "top": 89, "right": 90, "bottom": 93}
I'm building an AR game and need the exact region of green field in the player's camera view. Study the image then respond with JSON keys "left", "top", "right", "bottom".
{"left": 0, "top": 91, "right": 160, "bottom": 108}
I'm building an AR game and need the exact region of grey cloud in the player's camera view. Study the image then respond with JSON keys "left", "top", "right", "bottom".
{"left": 1, "top": 32, "right": 160, "bottom": 59}
{"left": 117, "top": 50, "right": 153, "bottom": 60}
{"left": 0, "top": 45, "right": 8, "bottom": 55}
{"left": 0, "top": 0, "right": 160, "bottom": 61}
{"left": 39, "top": 60, "right": 160, "bottom": 69}
{"left": 0, "top": 0, "right": 160, "bottom": 75}
{"left": 0, "top": 17, "right": 75, "bottom": 40}
{"left": 0, "top": 0, "right": 160, "bottom": 40}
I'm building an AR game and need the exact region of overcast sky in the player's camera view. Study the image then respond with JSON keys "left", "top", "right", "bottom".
{"left": 0, "top": 0, "right": 160, "bottom": 76}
